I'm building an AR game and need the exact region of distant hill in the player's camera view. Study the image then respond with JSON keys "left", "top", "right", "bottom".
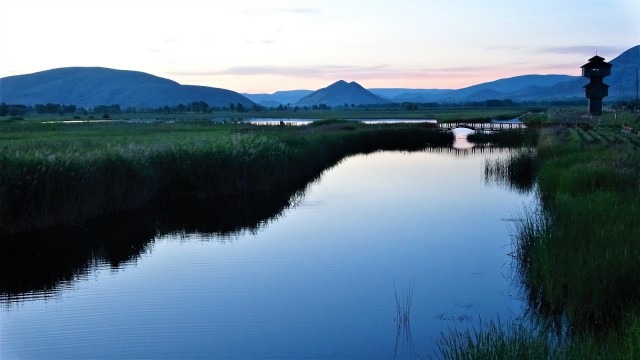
{"left": 244, "top": 90, "right": 313, "bottom": 106}
{"left": 2, "top": 46, "right": 636, "bottom": 108}
{"left": 369, "top": 88, "right": 452, "bottom": 103}
{"left": 295, "top": 80, "right": 390, "bottom": 106}
{"left": 445, "top": 74, "right": 579, "bottom": 101}
{"left": 607, "top": 45, "right": 639, "bottom": 99}
{"left": 0, "top": 67, "right": 254, "bottom": 108}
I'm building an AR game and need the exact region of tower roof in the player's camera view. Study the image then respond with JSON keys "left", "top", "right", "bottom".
{"left": 581, "top": 54, "right": 612, "bottom": 69}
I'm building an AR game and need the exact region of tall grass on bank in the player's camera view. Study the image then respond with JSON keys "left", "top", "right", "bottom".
{"left": 0, "top": 121, "right": 453, "bottom": 237}
{"left": 436, "top": 316, "right": 640, "bottom": 360}
{"left": 515, "top": 133, "right": 640, "bottom": 332}
{"left": 439, "top": 126, "right": 640, "bottom": 359}
{"left": 437, "top": 318, "right": 550, "bottom": 360}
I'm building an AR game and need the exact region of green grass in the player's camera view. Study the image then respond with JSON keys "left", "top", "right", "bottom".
{"left": 439, "top": 121, "right": 640, "bottom": 359}
{"left": 483, "top": 148, "right": 537, "bottom": 193}
{"left": 0, "top": 107, "right": 529, "bottom": 122}
{"left": 436, "top": 316, "right": 640, "bottom": 360}
{"left": 0, "top": 120, "right": 453, "bottom": 236}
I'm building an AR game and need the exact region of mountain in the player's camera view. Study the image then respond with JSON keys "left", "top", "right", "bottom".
{"left": 369, "top": 88, "right": 452, "bottom": 102}
{"left": 607, "top": 45, "right": 639, "bottom": 99}
{"left": 428, "top": 74, "right": 587, "bottom": 103}
{"left": 295, "top": 80, "right": 390, "bottom": 106}
{"left": 243, "top": 90, "right": 313, "bottom": 106}
{"left": 0, "top": 67, "right": 254, "bottom": 108}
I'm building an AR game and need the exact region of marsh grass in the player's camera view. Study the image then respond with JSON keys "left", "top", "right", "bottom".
{"left": 484, "top": 148, "right": 537, "bottom": 193}
{"left": 441, "top": 125, "right": 640, "bottom": 358}
{"left": 0, "top": 121, "right": 453, "bottom": 236}
{"left": 436, "top": 315, "right": 640, "bottom": 360}
{"left": 436, "top": 318, "right": 550, "bottom": 360}
{"left": 467, "top": 130, "right": 537, "bottom": 148}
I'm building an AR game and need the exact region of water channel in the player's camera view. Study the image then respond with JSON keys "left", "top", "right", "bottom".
{"left": 0, "top": 131, "right": 533, "bottom": 359}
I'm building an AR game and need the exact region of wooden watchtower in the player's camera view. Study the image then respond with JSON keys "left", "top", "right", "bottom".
{"left": 581, "top": 55, "right": 612, "bottom": 115}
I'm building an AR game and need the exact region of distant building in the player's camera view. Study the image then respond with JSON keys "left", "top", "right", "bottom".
{"left": 581, "top": 55, "right": 612, "bottom": 115}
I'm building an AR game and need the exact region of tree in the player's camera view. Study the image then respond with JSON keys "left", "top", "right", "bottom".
{"left": 8, "top": 105, "right": 27, "bottom": 117}
{"left": 35, "top": 104, "right": 47, "bottom": 114}
{"left": 402, "top": 102, "right": 418, "bottom": 110}
{"left": 0, "top": 103, "right": 8, "bottom": 116}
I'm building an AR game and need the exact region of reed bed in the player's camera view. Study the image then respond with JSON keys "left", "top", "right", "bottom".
{"left": 467, "top": 130, "right": 537, "bottom": 148}
{"left": 0, "top": 121, "right": 453, "bottom": 236}
{"left": 483, "top": 148, "right": 537, "bottom": 193}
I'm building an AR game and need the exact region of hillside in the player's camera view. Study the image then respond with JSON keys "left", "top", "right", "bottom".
{"left": 0, "top": 67, "right": 254, "bottom": 108}
{"left": 244, "top": 90, "right": 313, "bottom": 106}
{"left": 295, "top": 80, "right": 390, "bottom": 106}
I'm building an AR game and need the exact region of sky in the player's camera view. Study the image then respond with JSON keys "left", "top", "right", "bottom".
{"left": 0, "top": 0, "right": 638, "bottom": 93}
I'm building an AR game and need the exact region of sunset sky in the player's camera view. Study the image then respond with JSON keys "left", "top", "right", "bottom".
{"left": 0, "top": 0, "right": 638, "bottom": 93}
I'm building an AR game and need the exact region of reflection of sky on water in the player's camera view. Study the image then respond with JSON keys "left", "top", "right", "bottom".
{"left": 1, "top": 149, "right": 533, "bottom": 359}
{"left": 452, "top": 127, "right": 475, "bottom": 150}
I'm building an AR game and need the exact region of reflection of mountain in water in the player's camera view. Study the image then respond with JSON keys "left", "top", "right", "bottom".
{"left": 0, "top": 185, "right": 308, "bottom": 302}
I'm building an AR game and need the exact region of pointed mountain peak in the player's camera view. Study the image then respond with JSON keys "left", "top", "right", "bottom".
{"left": 296, "top": 80, "right": 390, "bottom": 106}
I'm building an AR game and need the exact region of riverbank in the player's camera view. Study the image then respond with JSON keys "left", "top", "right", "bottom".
{"left": 0, "top": 120, "right": 453, "bottom": 237}
{"left": 438, "top": 123, "right": 640, "bottom": 359}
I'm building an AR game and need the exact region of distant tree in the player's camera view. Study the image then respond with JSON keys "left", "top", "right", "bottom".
{"left": 236, "top": 103, "right": 245, "bottom": 113}
{"left": 8, "top": 105, "right": 27, "bottom": 117}
{"left": 34, "top": 104, "right": 47, "bottom": 114}
{"left": 229, "top": 103, "right": 236, "bottom": 112}
{"left": 0, "top": 103, "right": 7, "bottom": 116}
{"left": 402, "top": 102, "right": 418, "bottom": 110}
{"left": 45, "top": 103, "right": 61, "bottom": 114}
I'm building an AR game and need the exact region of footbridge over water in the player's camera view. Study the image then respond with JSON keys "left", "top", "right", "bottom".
{"left": 438, "top": 121, "right": 527, "bottom": 131}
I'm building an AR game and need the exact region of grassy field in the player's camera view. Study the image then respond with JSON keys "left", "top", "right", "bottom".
{"left": 0, "top": 119, "right": 453, "bottom": 237}
{"left": 0, "top": 106, "right": 529, "bottom": 123}
{"left": 438, "top": 112, "right": 640, "bottom": 359}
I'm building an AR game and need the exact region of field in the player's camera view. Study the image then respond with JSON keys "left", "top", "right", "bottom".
{"left": 1, "top": 106, "right": 528, "bottom": 123}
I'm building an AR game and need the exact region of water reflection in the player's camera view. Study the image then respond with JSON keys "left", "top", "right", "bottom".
{"left": 0, "top": 140, "right": 532, "bottom": 304}
{"left": 0, "top": 187, "right": 306, "bottom": 303}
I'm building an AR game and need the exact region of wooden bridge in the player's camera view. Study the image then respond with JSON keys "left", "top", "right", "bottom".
{"left": 438, "top": 122, "right": 527, "bottom": 130}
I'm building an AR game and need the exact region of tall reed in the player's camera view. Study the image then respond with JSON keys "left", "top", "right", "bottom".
{"left": 0, "top": 122, "right": 453, "bottom": 237}
{"left": 484, "top": 148, "right": 537, "bottom": 193}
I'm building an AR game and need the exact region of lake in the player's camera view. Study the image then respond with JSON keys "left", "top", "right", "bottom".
{"left": 0, "top": 134, "right": 533, "bottom": 359}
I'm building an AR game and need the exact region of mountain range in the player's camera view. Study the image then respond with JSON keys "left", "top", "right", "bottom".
{"left": 1, "top": 45, "right": 637, "bottom": 108}
{"left": 0, "top": 67, "right": 255, "bottom": 108}
{"left": 245, "top": 45, "right": 638, "bottom": 106}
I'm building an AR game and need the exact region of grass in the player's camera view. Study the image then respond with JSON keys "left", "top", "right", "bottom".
{"left": 436, "top": 316, "right": 640, "bottom": 360}
{"left": 0, "top": 107, "right": 529, "bottom": 122}
{"left": 0, "top": 120, "right": 454, "bottom": 237}
{"left": 438, "top": 118, "right": 640, "bottom": 358}
{"left": 483, "top": 148, "right": 537, "bottom": 193}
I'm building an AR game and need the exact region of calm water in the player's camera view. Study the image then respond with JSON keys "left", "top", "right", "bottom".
{"left": 1, "top": 138, "right": 533, "bottom": 359}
